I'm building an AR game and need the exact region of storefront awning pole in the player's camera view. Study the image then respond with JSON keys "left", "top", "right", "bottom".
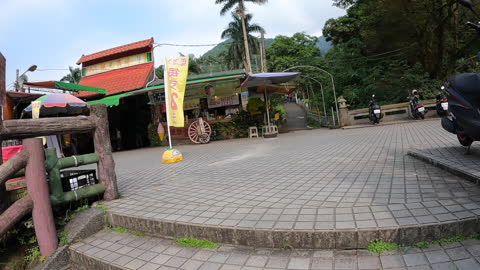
{"left": 265, "top": 88, "right": 271, "bottom": 127}
{"left": 164, "top": 68, "right": 173, "bottom": 149}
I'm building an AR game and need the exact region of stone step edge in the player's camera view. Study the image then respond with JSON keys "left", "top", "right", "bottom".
{"left": 106, "top": 212, "right": 480, "bottom": 250}
{"left": 70, "top": 248, "right": 124, "bottom": 270}
{"left": 407, "top": 150, "right": 480, "bottom": 185}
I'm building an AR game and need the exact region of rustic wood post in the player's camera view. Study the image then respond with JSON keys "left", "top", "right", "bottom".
{"left": 0, "top": 194, "right": 33, "bottom": 236}
{"left": 24, "top": 138, "right": 57, "bottom": 256}
{"left": 90, "top": 104, "right": 118, "bottom": 201}
{"left": 0, "top": 103, "right": 5, "bottom": 213}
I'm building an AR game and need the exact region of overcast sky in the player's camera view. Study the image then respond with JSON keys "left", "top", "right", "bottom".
{"left": 0, "top": 0, "right": 345, "bottom": 88}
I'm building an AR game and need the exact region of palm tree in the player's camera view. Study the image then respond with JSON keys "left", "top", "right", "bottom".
{"left": 61, "top": 66, "right": 82, "bottom": 84}
{"left": 221, "top": 13, "right": 265, "bottom": 70}
{"left": 215, "top": 0, "right": 268, "bottom": 73}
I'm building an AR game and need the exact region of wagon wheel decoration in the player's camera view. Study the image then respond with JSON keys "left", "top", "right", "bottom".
{"left": 188, "top": 118, "right": 212, "bottom": 144}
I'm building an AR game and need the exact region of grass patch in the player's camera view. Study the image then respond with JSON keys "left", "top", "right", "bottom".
{"left": 176, "top": 238, "right": 221, "bottom": 249}
{"left": 109, "top": 226, "right": 145, "bottom": 236}
{"left": 368, "top": 240, "right": 400, "bottom": 254}
{"left": 414, "top": 233, "right": 480, "bottom": 248}
{"left": 368, "top": 233, "right": 480, "bottom": 254}
{"left": 110, "top": 227, "right": 129, "bottom": 233}
{"left": 95, "top": 203, "right": 109, "bottom": 212}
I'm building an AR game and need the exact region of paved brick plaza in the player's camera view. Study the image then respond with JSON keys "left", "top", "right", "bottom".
{"left": 105, "top": 121, "right": 480, "bottom": 234}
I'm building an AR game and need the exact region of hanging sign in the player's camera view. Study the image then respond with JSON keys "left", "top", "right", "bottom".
{"left": 31, "top": 101, "right": 41, "bottom": 119}
{"left": 241, "top": 91, "right": 249, "bottom": 110}
{"left": 165, "top": 57, "right": 189, "bottom": 127}
{"left": 184, "top": 98, "right": 200, "bottom": 111}
{"left": 83, "top": 52, "right": 152, "bottom": 76}
{"left": 208, "top": 95, "right": 240, "bottom": 109}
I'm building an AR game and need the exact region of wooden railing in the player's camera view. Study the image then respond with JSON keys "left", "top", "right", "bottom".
{"left": 0, "top": 104, "right": 118, "bottom": 256}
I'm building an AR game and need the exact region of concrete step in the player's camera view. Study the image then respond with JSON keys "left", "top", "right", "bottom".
{"left": 105, "top": 207, "right": 480, "bottom": 250}
{"left": 70, "top": 229, "right": 480, "bottom": 269}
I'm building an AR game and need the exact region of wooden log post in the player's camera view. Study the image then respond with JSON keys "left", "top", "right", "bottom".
{"left": 24, "top": 138, "right": 57, "bottom": 256}
{"left": 0, "top": 194, "right": 33, "bottom": 236}
{"left": 1, "top": 116, "right": 96, "bottom": 140}
{"left": 90, "top": 104, "right": 119, "bottom": 201}
{"left": 0, "top": 151, "right": 28, "bottom": 185}
{"left": 0, "top": 107, "right": 4, "bottom": 213}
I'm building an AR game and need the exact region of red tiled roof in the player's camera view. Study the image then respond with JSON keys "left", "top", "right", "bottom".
{"left": 76, "top": 38, "right": 154, "bottom": 65}
{"left": 77, "top": 62, "right": 154, "bottom": 98}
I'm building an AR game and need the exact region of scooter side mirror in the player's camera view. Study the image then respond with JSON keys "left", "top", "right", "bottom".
{"left": 459, "top": 0, "right": 473, "bottom": 10}
{"left": 459, "top": 0, "right": 480, "bottom": 20}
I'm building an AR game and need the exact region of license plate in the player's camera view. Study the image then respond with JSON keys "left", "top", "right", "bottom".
{"left": 418, "top": 107, "right": 425, "bottom": 112}
{"left": 374, "top": 109, "right": 381, "bottom": 114}
{"left": 441, "top": 102, "right": 448, "bottom": 110}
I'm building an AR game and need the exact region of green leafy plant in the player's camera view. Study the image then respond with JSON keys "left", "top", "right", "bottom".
{"left": 24, "top": 246, "right": 46, "bottom": 264}
{"left": 147, "top": 122, "right": 163, "bottom": 147}
{"left": 58, "top": 231, "right": 70, "bottom": 246}
{"left": 368, "top": 240, "right": 400, "bottom": 254}
{"left": 247, "top": 97, "right": 266, "bottom": 116}
{"left": 176, "top": 238, "right": 221, "bottom": 249}
{"left": 75, "top": 204, "right": 90, "bottom": 213}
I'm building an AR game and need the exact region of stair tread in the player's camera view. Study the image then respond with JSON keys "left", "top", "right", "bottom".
{"left": 70, "top": 229, "right": 480, "bottom": 269}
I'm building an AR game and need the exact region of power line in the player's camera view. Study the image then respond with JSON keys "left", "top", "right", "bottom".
{"left": 154, "top": 42, "right": 234, "bottom": 47}
{"left": 321, "top": 45, "right": 414, "bottom": 64}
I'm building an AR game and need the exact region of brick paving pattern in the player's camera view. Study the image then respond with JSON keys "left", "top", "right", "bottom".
{"left": 104, "top": 121, "right": 480, "bottom": 232}
{"left": 70, "top": 229, "right": 480, "bottom": 269}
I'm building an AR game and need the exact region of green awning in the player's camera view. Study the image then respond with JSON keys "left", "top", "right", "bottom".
{"left": 87, "top": 93, "right": 127, "bottom": 107}
{"left": 25, "top": 81, "right": 107, "bottom": 94}
{"left": 125, "top": 74, "right": 244, "bottom": 97}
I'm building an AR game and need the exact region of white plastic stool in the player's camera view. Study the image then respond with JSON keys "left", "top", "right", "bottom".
{"left": 248, "top": 127, "right": 259, "bottom": 138}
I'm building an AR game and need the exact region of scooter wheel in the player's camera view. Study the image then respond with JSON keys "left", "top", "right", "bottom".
{"left": 458, "top": 135, "right": 474, "bottom": 147}
{"left": 420, "top": 114, "right": 425, "bottom": 120}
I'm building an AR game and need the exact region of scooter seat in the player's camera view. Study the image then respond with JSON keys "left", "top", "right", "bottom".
{"left": 449, "top": 73, "right": 480, "bottom": 107}
{"left": 450, "top": 73, "right": 480, "bottom": 95}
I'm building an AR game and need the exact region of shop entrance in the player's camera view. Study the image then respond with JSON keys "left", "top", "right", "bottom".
{"left": 108, "top": 94, "right": 151, "bottom": 151}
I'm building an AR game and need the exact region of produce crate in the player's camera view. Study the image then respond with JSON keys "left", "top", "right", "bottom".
{"left": 60, "top": 170, "right": 97, "bottom": 192}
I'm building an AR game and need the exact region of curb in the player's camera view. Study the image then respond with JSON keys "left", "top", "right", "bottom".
{"left": 105, "top": 212, "right": 480, "bottom": 250}
{"left": 407, "top": 150, "right": 480, "bottom": 185}
{"left": 343, "top": 118, "right": 438, "bottom": 130}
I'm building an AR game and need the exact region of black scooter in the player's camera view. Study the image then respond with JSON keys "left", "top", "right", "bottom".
{"left": 410, "top": 95, "right": 427, "bottom": 119}
{"left": 441, "top": 0, "right": 480, "bottom": 150}
{"left": 368, "top": 94, "right": 382, "bottom": 124}
{"left": 436, "top": 89, "right": 449, "bottom": 117}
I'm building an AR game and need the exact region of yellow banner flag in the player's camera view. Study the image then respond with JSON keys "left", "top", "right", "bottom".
{"left": 165, "top": 57, "right": 189, "bottom": 127}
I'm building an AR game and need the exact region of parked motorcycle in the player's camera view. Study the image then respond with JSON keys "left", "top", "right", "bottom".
{"left": 409, "top": 89, "right": 428, "bottom": 119}
{"left": 441, "top": 0, "right": 480, "bottom": 149}
{"left": 368, "top": 94, "right": 382, "bottom": 124}
{"left": 436, "top": 89, "right": 449, "bottom": 117}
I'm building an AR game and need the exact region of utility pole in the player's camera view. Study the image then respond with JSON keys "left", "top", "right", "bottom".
{"left": 260, "top": 31, "right": 267, "bottom": 73}
{"left": 15, "top": 69, "right": 19, "bottom": 92}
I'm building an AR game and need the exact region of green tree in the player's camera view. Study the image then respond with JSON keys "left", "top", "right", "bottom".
{"left": 266, "top": 33, "right": 321, "bottom": 72}
{"left": 155, "top": 66, "right": 164, "bottom": 79}
{"left": 60, "top": 66, "right": 82, "bottom": 84}
{"left": 221, "top": 13, "right": 265, "bottom": 69}
{"left": 215, "top": 0, "right": 268, "bottom": 73}
{"left": 315, "top": 0, "right": 480, "bottom": 109}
